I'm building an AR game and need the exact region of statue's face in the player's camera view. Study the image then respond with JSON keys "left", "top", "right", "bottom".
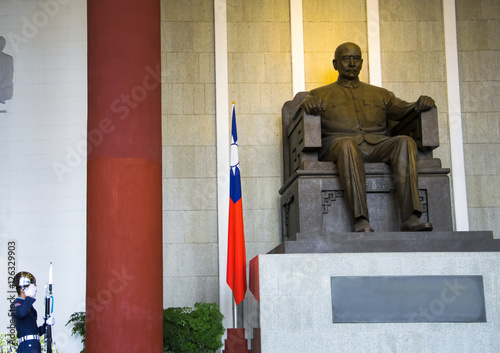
{"left": 0, "top": 36, "right": 5, "bottom": 52}
{"left": 333, "top": 43, "right": 363, "bottom": 80}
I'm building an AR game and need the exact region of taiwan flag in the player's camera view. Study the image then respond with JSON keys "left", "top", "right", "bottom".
{"left": 227, "top": 103, "right": 247, "bottom": 305}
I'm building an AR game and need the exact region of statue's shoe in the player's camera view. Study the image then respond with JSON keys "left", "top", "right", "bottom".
{"left": 401, "top": 218, "right": 433, "bottom": 231}
{"left": 354, "top": 219, "right": 374, "bottom": 232}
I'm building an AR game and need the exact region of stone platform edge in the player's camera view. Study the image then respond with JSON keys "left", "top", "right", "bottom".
{"left": 269, "top": 231, "right": 499, "bottom": 254}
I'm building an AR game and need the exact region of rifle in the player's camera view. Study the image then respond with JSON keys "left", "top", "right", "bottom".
{"left": 44, "top": 262, "right": 54, "bottom": 353}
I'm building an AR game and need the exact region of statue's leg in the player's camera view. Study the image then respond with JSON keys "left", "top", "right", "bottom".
{"left": 325, "top": 137, "right": 369, "bottom": 221}
{"left": 367, "top": 136, "right": 421, "bottom": 220}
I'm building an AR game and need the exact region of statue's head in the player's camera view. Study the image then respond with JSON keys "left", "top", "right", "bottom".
{"left": 332, "top": 42, "right": 363, "bottom": 80}
{"left": 0, "top": 36, "right": 6, "bottom": 52}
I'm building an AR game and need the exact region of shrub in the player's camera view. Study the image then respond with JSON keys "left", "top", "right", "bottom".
{"left": 163, "top": 302, "right": 224, "bottom": 353}
{"left": 66, "top": 302, "right": 224, "bottom": 353}
{"left": 65, "top": 311, "right": 85, "bottom": 353}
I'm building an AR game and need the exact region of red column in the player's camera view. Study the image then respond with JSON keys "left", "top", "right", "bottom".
{"left": 86, "top": 1, "right": 163, "bottom": 352}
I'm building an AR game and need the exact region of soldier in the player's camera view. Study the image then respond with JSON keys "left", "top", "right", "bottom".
{"left": 12, "top": 271, "right": 54, "bottom": 353}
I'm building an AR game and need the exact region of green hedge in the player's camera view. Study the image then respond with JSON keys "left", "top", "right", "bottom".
{"left": 67, "top": 302, "right": 224, "bottom": 353}
{"left": 163, "top": 302, "right": 224, "bottom": 353}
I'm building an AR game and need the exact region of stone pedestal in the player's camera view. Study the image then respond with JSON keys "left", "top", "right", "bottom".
{"left": 223, "top": 328, "right": 249, "bottom": 353}
{"left": 280, "top": 166, "right": 453, "bottom": 239}
{"left": 243, "top": 232, "right": 500, "bottom": 353}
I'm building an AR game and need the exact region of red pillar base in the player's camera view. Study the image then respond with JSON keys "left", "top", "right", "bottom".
{"left": 250, "top": 328, "right": 261, "bottom": 353}
{"left": 223, "top": 328, "right": 249, "bottom": 353}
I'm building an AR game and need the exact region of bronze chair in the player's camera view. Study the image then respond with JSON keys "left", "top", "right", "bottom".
{"left": 280, "top": 92, "right": 453, "bottom": 240}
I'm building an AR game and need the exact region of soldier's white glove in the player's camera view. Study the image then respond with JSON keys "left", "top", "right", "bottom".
{"left": 46, "top": 316, "right": 55, "bottom": 326}
{"left": 24, "top": 284, "right": 37, "bottom": 298}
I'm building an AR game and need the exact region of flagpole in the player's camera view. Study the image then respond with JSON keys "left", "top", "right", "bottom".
{"left": 233, "top": 295, "right": 237, "bottom": 328}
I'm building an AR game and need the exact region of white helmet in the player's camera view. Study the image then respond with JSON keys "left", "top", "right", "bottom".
{"left": 13, "top": 271, "right": 36, "bottom": 289}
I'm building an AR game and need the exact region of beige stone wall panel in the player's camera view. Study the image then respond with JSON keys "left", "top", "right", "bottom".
{"left": 242, "top": 209, "right": 281, "bottom": 242}
{"left": 381, "top": 51, "right": 446, "bottom": 82}
{"left": 239, "top": 145, "right": 282, "bottom": 177}
{"left": 457, "top": 0, "right": 500, "bottom": 238}
{"left": 162, "top": 146, "right": 217, "bottom": 178}
{"left": 164, "top": 243, "right": 219, "bottom": 276}
{"left": 228, "top": 0, "right": 290, "bottom": 22}
{"left": 236, "top": 113, "right": 282, "bottom": 149}
{"left": 383, "top": 82, "right": 447, "bottom": 111}
{"left": 163, "top": 276, "right": 219, "bottom": 308}
{"left": 379, "top": 0, "right": 451, "bottom": 182}
{"left": 228, "top": 21, "right": 290, "bottom": 53}
{"left": 458, "top": 51, "right": 500, "bottom": 82}
{"left": 229, "top": 83, "right": 266, "bottom": 114}
{"left": 303, "top": 22, "right": 368, "bottom": 53}
{"left": 380, "top": 21, "right": 445, "bottom": 52}
{"left": 161, "top": 0, "right": 218, "bottom": 308}
{"left": 456, "top": 0, "right": 500, "bottom": 20}
{"left": 468, "top": 207, "right": 500, "bottom": 232}
{"left": 465, "top": 175, "right": 500, "bottom": 208}
{"left": 463, "top": 112, "right": 500, "bottom": 144}
{"left": 303, "top": 22, "right": 367, "bottom": 87}
{"left": 379, "top": 0, "right": 442, "bottom": 21}
{"left": 303, "top": 0, "right": 366, "bottom": 22}
{"left": 460, "top": 81, "right": 500, "bottom": 113}
{"left": 163, "top": 52, "right": 215, "bottom": 83}
{"left": 163, "top": 210, "right": 218, "bottom": 244}
{"left": 225, "top": 0, "right": 291, "bottom": 280}
{"left": 260, "top": 82, "right": 293, "bottom": 112}
{"left": 161, "top": 22, "right": 215, "bottom": 53}
{"left": 464, "top": 144, "right": 500, "bottom": 176}
{"left": 456, "top": 20, "right": 500, "bottom": 51}
{"left": 162, "top": 83, "right": 215, "bottom": 115}
{"left": 240, "top": 177, "right": 282, "bottom": 210}
{"left": 163, "top": 178, "right": 217, "bottom": 211}
{"left": 161, "top": 0, "right": 214, "bottom": 22}
{"left": 264, "top": 52, "right": 293, "bottom": 83}
{"left": 302, "top": 0, "right": 368, "bottom": 88}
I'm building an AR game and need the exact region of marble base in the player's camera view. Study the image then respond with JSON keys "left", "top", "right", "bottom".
{"left": 244, "top": 240, "right": 500, "bottom": 352}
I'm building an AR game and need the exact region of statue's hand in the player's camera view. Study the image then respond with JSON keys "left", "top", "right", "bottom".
{"left": 300, "top": 95, "right": 323, "bottom": 115}
{"left": 415, "top": 95, "right": 435, "bottom": 112}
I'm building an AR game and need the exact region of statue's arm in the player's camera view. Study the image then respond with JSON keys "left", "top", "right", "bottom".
{"left": 296, "top": 92, "right": 323, "bottom": 117}
{"left": 415, "top": 95, "right": 434, "bottom": 112}
{"left": 386, "top": 91, "right": 435, "bottom": 121}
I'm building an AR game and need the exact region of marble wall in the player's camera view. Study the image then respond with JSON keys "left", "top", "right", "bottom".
{"left": 0, "top": 1, "right": 87, "bottom": 352}
{"left": 161, "top": 0, "right": 500, "bottom": 310}
{"left": 456, "top": 0, "right": 500, "bottom": 234}
{"left": 161, "top": 0, "right": 219, "bottom": 308}
{"left": 227, "top": 0, "right": 290, "bottom": 268}
{"left": 380, "top": 0, "right": 451, "bottom": 170}
{"left": 303, "top": 0, "right": 368, "bottom": 89}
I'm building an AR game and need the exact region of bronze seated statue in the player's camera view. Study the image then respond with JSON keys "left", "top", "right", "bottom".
{"left": 280, "top": 93, "right": 453, "bottom": 238}
{"left": 279, "top": 42, "right": 453, "bottom": 239}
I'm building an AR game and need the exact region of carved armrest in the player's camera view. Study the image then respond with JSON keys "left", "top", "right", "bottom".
{"left": 286, "top": 109, "right": 322, "bottom": 176}
{"left": 390, "top": 106, "right": 439, "bottom": 152}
